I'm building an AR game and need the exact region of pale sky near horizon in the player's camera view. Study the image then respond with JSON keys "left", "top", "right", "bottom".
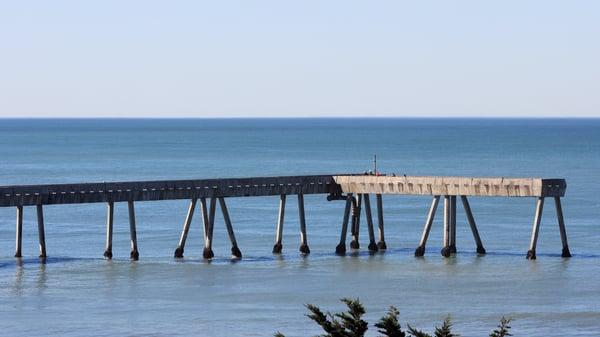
{"left": 1, "top": 1, "right": 598, "bottom": 118}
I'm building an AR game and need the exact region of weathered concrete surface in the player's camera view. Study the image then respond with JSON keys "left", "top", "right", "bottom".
{"left": 333, "top": 176, "right": 566, "bottom": 197}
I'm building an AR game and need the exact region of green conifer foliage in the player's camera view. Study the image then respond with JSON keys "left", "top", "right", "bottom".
{"left": 434, "top": 316, "right": 458, "bottom": 337}
{"left": 374, "top": 306, "right": 405, "bottom": 337}
{"left": 489, "top": 317, "right": 512, "bottom": 337}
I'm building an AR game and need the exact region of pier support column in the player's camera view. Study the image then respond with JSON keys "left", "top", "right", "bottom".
{"left": 376, "top": 194, "right": 387, "bottom": 250}
{"left": 350, "top": 194, "right": 362, "bottom": 250}
{"left": 527, "top": 197, "right": 544, "bottom": 260}
{"left": 273, "top": 195, "right": 286, "bottom": 254}
{"left": 554, "top": 197, "right": 572, "bottom": 258}
{"left": 273, "top": 194, "right": 286, "bottom": 254}
{"left": 15, "top": 205, "right": 23, "bottom": 258}
{"left": 363, "top": 194, "right": 378, "bottom": 252}
{"left": 203, "top": 197, "right": 216, "bottom": 259}
{"left": 36, "top": 204, "right": 47, "bottom": 258}
{"left": 449, "top": 196, "right": 457, "bottom": 254}
{"left": 415, "top": 196, "right": 440, "bottom": 257}
{"left": 104, "top": 201, "right": 114, "bottom": 259}
{"left": 441, "top": 196, "right": 451, "bottom": 257}
{"left": 461, "top": 196, "right": 486, "bottom": 255}
{"left": 219, "top": 197, "right": 242, "bottom": 259}
{"left": 199, "top": 198, "right": 209, "bottom": 239}
{"left": 336, "top": 194, "right": 353, "bottom": 255}
{"left": 128, "top": 200, "right": 139, "bottom": 260}
{"left": 174, "top": 198, "right": 197, "bottom": 258}
{"left": 298, "top": 194, "right": 310, "bottom": 254}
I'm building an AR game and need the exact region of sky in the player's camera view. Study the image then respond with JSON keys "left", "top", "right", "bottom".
{"left": 0, "top": 1, "right": 598, "bottom": 118}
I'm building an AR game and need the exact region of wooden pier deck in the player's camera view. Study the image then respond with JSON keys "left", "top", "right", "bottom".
{"left": 0, "top": 174, "right": 570, "bottom": 261}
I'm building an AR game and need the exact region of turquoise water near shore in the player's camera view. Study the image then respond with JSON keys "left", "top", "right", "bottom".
{"left": 0, "top": 118, "right": 599, "bottom": 336}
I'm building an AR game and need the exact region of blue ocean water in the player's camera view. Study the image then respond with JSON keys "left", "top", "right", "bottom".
{"left": 0, "top": 118, "right": 598, "bottom": 336}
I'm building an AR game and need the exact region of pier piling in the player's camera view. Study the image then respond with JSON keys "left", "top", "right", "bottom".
{"left": 174, "top": 198, "right": 197, "bottom": 258}
{"left": 527, "top": 197, "right": 544, "bottom": 260}
{"left": 350, "top": 194, "right": 362, "bottom": 250}
{"left": 203, "top": 197, "right": 216, "bottom": 259}
{"left": 554, "top": 197, "right": 571, "bottom": 258}
{"left": 104, "top": 201, "right": 114, "bottom": 259}
{"left": 273, "top": 195, "right": 286, "bottom": 254}
{"left": 336, "top": 194, "right": 353, "bottom": 255}
{"left": 449, "top": 196, "right": 457, "bottom": 254}
{"left": 363, "top": 194, "right": 378, "bottom": 252}
{"left": 415, "top": 196, "right": 440, "bottom": 257}
{"left": 36, "top": 204, "right": 46, "bottom": 258}
{"left": 219, "top": 197, "right": 242, "bottom": 259}
{"left": 441, "top": 196, "right": 451, "bottom": 257}
{"left": 298, "top": 194, "right": 310, "bottom": 254}
{"left": 461, "top": 196, "right": 486, "bottom": 254}
{"left": 376, "top": 194, "right": 387, "bottom": 250}
{"left": 128, "top": 200, "right": 139, "bottom": 260}
{"left": 15, "top": 205, "right": 23, "bottom": 258}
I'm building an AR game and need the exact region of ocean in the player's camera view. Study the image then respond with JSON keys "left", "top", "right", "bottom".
{"left": 0, "top": 118, "right": 598, "bottom": 336}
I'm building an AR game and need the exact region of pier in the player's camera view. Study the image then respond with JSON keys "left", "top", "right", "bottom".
{"left": 0, "top": 174, "right": 570, "bottom": 260}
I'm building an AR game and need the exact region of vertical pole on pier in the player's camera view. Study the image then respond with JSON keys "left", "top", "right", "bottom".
{"left": 441, "top": 196, "right": 451, "bottom": 257}
{"left": 174, "top": 198, "right": 197, "bottom": 258}
{"left": 449, "top": 196, "right": 457, "bottom": 254}
{"left": 527, "top": 197, "right": 544, "bottom": 260}
{"left": 363, "top": 194, "right": 378, "bottom": 252}
{"left": 415, "top": 196, "right": 440, "bottom": 257}
{"left": 350, "top": 194, "right": 362, "bottom": 250}
{"left": 203, "top": 197, "right": 216, "bottom": 259}
{"left": 554, "top": 197, "right": 572, "bottom": 258}
{"left": 104, "top": 201, "right": 114, "bottom": 259}
{"left": 219, "top": 197, "right": 242, "bottom": 259}
{"left": 128, "top": 200, "right": 139, "bottom": 260}
{"left": 336, "top": 194, "right": 353, "bottom": 255}
{"left": 460, "top": 196, "right": 486, "bottom": 255}
{"left": 298, "top": 194, "right": 310, "bottom": 254}
{"left": 36, "top": 204, "right": 47, "bottom": 258}
{"left": 376, "top": 194, "right": 387, "bottom": 250}
{"left": 273, "top": 194, "right": 286, "bottom": 254}
{"left": 15, "top": 205, "right": 23, "bottom": 258}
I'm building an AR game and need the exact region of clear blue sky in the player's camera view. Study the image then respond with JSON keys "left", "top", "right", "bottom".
{"left": 1, "top": 1, "right": 598, "bottom": 117}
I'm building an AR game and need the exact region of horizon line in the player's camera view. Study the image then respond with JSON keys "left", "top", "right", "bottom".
{"left": 1, "top": 116, "right": 599, "bottom": 120}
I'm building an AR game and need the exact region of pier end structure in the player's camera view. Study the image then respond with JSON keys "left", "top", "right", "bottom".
{"left": 333, "top": 175, "right": 569, "bottom": 259}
